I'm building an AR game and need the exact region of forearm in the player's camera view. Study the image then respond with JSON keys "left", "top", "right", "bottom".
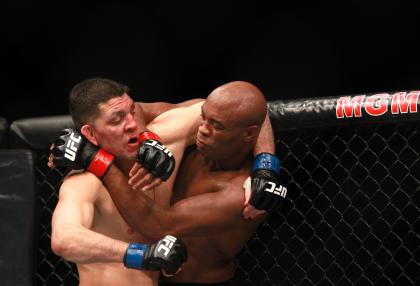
{"left": 51, "top": 222, "right": 127, "bottom": 264}
{"left": 103, "top": 166, "right": 171, "bottom": 240}
{"left": 104, "top": 166, "right": 242, "bottom": 239}
{"left": 254, "top": 113, "right": 275, "bottom": 156}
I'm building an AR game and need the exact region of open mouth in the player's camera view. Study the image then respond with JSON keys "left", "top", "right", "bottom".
{"left": 128, "top": 137, "right": 138, "bottom": 144}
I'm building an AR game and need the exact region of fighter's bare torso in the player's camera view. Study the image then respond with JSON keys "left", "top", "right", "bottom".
{"left": 66, "top": 103, "right": 203, "bottom": 286}
{"left": 75, "top": 172, "right": 160, "bottom": 285}
{"left": 166, "top": 147, "right": 267, "bottom": 283}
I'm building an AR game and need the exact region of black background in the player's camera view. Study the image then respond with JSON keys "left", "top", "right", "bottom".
{"left": 4, "top": 1, "right": 420, "bottom": 122}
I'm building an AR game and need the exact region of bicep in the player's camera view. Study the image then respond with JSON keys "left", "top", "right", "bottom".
{"left": 52, "top": 176, "right": 99, "bottom": 230}
{"left": 137, "top": 99, "right": 204, "bottom": 124}
{"left": 136, "top": 102, "right": 174, "bottom": 124}
{"left": 148, "top": 102, "right": 203, "bottom": 146}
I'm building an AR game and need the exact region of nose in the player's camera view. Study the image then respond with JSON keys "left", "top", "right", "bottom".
{"left": 125, "top": 113, "right": 137, "bottom": 132}
{"left": 198, "top": 119, "right": 211, "bottom": 137}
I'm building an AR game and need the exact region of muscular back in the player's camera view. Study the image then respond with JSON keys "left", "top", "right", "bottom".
{"left": 167, "top": 147, "right": 267, "bottom": 283}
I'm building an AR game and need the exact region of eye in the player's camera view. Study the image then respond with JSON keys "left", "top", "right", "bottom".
{"left": 213, "top": 123, "right": 224, "bottom": 131}
{"left": 110, "top": 116, "right": 122, "bottom": 125}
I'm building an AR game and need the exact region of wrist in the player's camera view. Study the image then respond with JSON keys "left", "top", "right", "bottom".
{"left": 86, "top": 149, "right": 114, "bottom": 178}
{"left": 138, "top": 131, "right": 161, "bottom": 143}
{"left": 123, "top": 242, "right": 149, "bottom": 269}
{"left": 252, "top": 153, "right": 280, "bottom": 175}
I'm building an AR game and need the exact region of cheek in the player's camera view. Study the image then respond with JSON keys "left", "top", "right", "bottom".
{"left": 213, "top": 133, "right": 237, "bottom": 149}
{"left": 97, "top": 130, "right": 123, "bottom": 148}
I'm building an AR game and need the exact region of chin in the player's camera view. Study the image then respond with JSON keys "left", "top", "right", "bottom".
{"left": 197, "top": 149, "right": 214, "bottom": 160}
{"left": 127, "top": 151, "right": 138, "bottom": 160}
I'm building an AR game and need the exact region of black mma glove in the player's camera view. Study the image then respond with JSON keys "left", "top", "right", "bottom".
{"left": 124, "top": 235, "right": 187, "bottom": 274}
{"left": 137, "top": 131, "right": 175, "bottom": 181}
{"left": 250, "top": 153, "right": 287, "bottom": 212}
{"left": 52, "top": 128, "right": 114, "bottom": 178}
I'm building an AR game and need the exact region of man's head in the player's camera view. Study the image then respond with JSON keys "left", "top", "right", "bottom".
{"left": 69, "top": 78, "right": 140, "bottom": 159}
{"left": 196, "top": 81, "right": 267, "bottom": 162}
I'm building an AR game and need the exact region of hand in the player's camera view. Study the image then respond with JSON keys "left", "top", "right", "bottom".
{"left": 124, "top": 235, "right": 187, "bottom": 275}
{"left": 128, "top": 162, "right": 163, "bottom": 191}
{"left": 242, "top": 177, "right": 267, "bottom": 219}
{"left": 48, "top": 143, "right": 56, "bottom": 168}
{"left": 249, "top": 153, "right": 287, "bottom": 212}
{"left": 136, "top": 131, "right": 175, "bottom": 182}
{"left": 50, "top": 128, "right": 114, "bottom": 178}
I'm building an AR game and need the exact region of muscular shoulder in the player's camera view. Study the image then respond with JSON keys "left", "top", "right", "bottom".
{"left": 59, "top": 171, "right": 103, "bottom": 202}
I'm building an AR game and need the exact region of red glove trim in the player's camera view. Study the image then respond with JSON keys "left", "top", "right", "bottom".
{"left": 87, "top": 149, "right": 114, "bottom": 178}
{"left": 138, "top": 131, "right": 161, "bottom": 143}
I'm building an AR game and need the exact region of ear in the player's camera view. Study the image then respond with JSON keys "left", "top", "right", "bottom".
{"left": 243, "top": 125, "right": 260, "bottom": 143}
{"left": 80, "top": 124, "right": 99, "bottom": 146}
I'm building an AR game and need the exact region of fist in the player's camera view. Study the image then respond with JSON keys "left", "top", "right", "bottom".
{"left": 51, "top": 128, "right": 91, "bottom": 169}
{"left": 144, "top": 235, "right": 188, "bottom": 274}
{"left": 124, "top": 235, "right": 188, "bottom": 275}
{"left": 137, "top": 139, "right": 175, "bottom": 181}
{"left": 50, "top": 128, "right": 114, "bottom": 178}
{"left": 250, "top": 153, "right": 287, "bottom": 212}
{"left": 250, "top": 169, "right": 287, "bottom": 212}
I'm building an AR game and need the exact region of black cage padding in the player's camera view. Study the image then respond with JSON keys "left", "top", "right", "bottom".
{"left": 0, "top": 150, "right": 37, "bottom": 286}
{"left": 11, "top": 93, "right": 419, "bottom": 285}
{"left": 9, "top": 115, "right": 73, "bottom": 150}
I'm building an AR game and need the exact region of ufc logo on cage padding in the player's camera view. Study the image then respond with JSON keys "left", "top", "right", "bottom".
{"left": 145, "top": 140, "right": 173, "bottom": 157}
{"left": 64, "top": 132, "right": 82, "bottom": 161}
{"left": 157, "top": 235, "right": 177, "bottom": 256}
{"left": 264, "top": 182, "right": 287, "bottom": 198}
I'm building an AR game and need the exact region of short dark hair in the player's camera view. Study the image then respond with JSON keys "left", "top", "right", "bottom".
{"left": 69, "top": 78, "right": 130, "bottom": 129}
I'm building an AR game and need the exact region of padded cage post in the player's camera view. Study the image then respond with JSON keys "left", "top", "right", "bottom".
{"left": 0, "top": 150, "right": 37, "bottom": 286}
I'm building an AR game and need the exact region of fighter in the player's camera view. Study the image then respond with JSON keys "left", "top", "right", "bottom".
{"left": 51, "top": 80, "right": 287, "bottom": 285}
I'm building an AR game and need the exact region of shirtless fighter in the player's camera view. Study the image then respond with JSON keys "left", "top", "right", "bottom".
{"left": 51, "top": 81, "right": 287, "bottom": 285}
{"left": 50, "top": 78, "right": 199, "bottom": 286}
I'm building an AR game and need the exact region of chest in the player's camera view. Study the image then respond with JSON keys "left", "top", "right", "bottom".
{"left": 172, "top": 152, "right": 235, "bottom": 203}
{"left": 92, "top": 184, "right": 170, "bottom": 243}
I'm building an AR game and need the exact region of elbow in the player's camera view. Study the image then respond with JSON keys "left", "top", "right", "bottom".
{"left": 51, "top": 227, "right": 75, "bottom": 260}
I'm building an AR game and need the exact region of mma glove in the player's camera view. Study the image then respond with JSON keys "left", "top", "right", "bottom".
{"left": 124, "top": 235, "right": 187, "bottom": 274}
{"left": 250, "top": 153, "right": 287, "bottom": 212}
{"left": 137, "top": 131, "right": 175, "bottom": 181}
{"left": 52, "top": 128, "right": 114, "bottom": 178}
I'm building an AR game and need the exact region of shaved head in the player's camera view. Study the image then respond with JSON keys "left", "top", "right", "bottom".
{"left": 197, "top": 81, "right": 268, "bottom": 164}
{"left": 206, "top": 81, "right": 267, "bottom": 127}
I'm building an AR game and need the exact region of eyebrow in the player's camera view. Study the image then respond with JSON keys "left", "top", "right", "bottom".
{"left": 109, "top": 100, "right": 135, "bottom": 117}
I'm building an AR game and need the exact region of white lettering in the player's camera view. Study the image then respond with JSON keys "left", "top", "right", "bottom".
{"left": 145, "top": 140, "right": 173, "bottom": 157}
{"left": 264, "top": 182, "right": 287, "bottom": 198}
{"left": 64, "top": 132, "right": 81, "bottom": 161}
{"left": 157, "top": 236, "right": 177, "bottom": 256}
